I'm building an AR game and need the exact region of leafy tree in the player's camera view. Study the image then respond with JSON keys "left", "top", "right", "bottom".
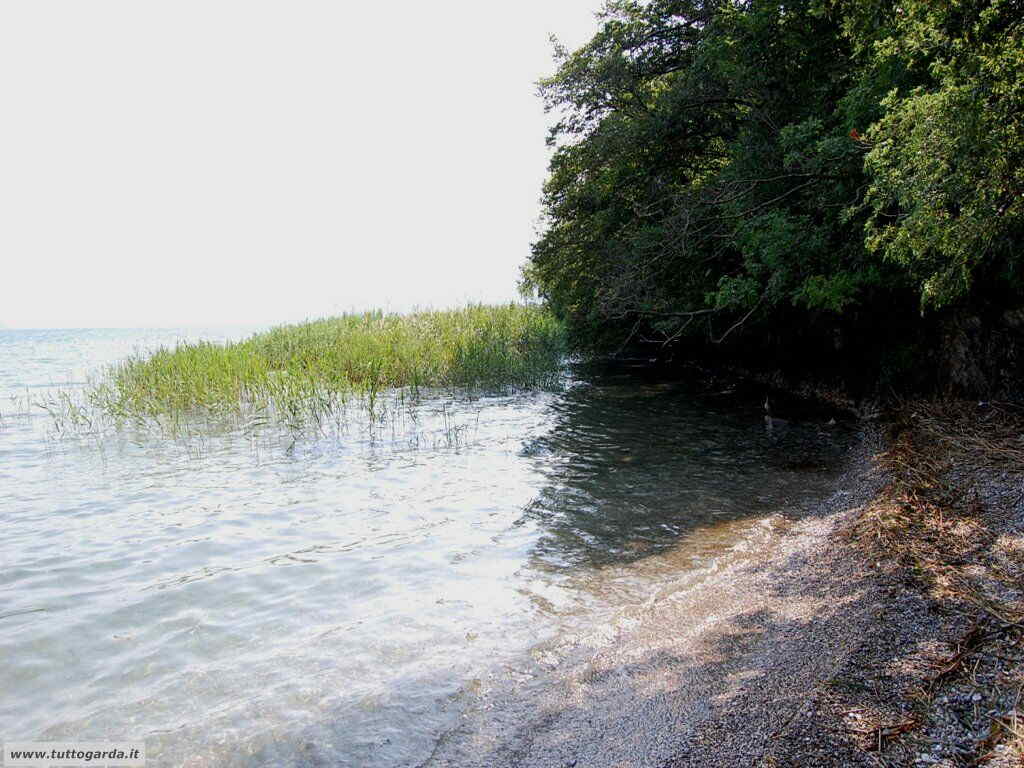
{"left": 525, "top": 0, "right": 1024, "bottom": 389}
{"left": 856, "top": 0, "right": 1024, "bottom": 308}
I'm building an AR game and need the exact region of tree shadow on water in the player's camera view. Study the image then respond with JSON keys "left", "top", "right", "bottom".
{"left": 233, "top": 369, "right": 877, "bottom": 768}
{"left": 398, "top": 368, "right": 882, "bottom": 767}
{"left": 515, "top": 368, "right": 857, "bottom": 571}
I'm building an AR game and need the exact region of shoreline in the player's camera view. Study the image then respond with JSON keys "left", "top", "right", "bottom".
{"left": 426, "top": 407, "right": 1023, "bottom": 767}
{"left": 764, "top": 403, "right": 1024, "bottom": 767}
{"left": 427, "top": 427, "right": 886, "bottom": 767}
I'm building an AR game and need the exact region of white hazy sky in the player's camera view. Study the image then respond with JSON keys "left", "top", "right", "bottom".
{"left": 0, "top": 1, "right": 603, "bottom": 329}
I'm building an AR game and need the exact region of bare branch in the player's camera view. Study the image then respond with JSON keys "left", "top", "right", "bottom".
{"left": 711, "top": 295, "right": 765, "bottom": 344}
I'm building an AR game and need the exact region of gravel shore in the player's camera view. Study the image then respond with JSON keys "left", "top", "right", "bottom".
{"left": 425, "top": 428, "right": 885, "bottom": 767}
{"left": 763, "top": 407, "right": 1024, "bottom": 768}
{"left": 427, "top": 416, "right": 1023, "bottom": 768}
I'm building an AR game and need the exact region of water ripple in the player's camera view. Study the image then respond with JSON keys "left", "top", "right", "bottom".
{"left": 1, "top": 331, "right": 854, "bottom": 767}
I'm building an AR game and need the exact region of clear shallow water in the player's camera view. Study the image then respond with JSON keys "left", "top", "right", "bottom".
{"left": 0, "top": 329, "right": 854, "bottom": 767}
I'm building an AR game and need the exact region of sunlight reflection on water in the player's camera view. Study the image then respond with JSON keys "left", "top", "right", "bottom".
{"left": 0, "top": 329, "right": 854, "bottom": 767}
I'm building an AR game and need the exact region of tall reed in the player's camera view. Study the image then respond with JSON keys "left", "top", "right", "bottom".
{"left": 70, "top": 304, "right": 566, "bottom": 433}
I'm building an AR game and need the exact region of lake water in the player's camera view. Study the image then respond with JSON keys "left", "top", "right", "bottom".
{"left": 0, "top": 327, "right": 853, "bottom": 767}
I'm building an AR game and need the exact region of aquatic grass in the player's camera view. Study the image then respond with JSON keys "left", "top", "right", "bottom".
{"left": 49, "top": 304, "right": 566, "bottom": 436}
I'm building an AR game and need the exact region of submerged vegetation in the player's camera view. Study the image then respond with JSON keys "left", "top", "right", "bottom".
{"left": 39, "top": 304, "right": 566, "bottom": 435}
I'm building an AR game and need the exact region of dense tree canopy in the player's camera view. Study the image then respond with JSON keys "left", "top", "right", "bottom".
{"left": 524, "top": 0, "right": 1024, "bottom": 387}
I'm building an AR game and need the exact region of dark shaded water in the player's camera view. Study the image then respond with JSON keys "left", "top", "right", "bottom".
{"left": 0, "top": 330, "right": 853, "bottom": 767}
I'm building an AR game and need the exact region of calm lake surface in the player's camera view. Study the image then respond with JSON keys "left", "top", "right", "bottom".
{"left": 0, "top": 327, "right": 853, "bottom": 767}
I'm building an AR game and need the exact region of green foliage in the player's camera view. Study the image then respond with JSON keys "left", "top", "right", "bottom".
{"left": 527, "top": 0, "right": 1024, "bottom": 358}
{"left": 68, "top": 305, "right": 566, "bottom": 431}
{"left": 860, "top": 0, "right": 1024, "bottom": 308}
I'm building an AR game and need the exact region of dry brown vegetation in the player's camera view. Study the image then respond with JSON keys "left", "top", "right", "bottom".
{"left": 848, "top": 401, "right": 1024, "bottom": 765}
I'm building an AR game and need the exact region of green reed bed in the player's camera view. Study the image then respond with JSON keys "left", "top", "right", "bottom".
{"left": 61, "top": 304, "right": 566, "bottom": 435}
